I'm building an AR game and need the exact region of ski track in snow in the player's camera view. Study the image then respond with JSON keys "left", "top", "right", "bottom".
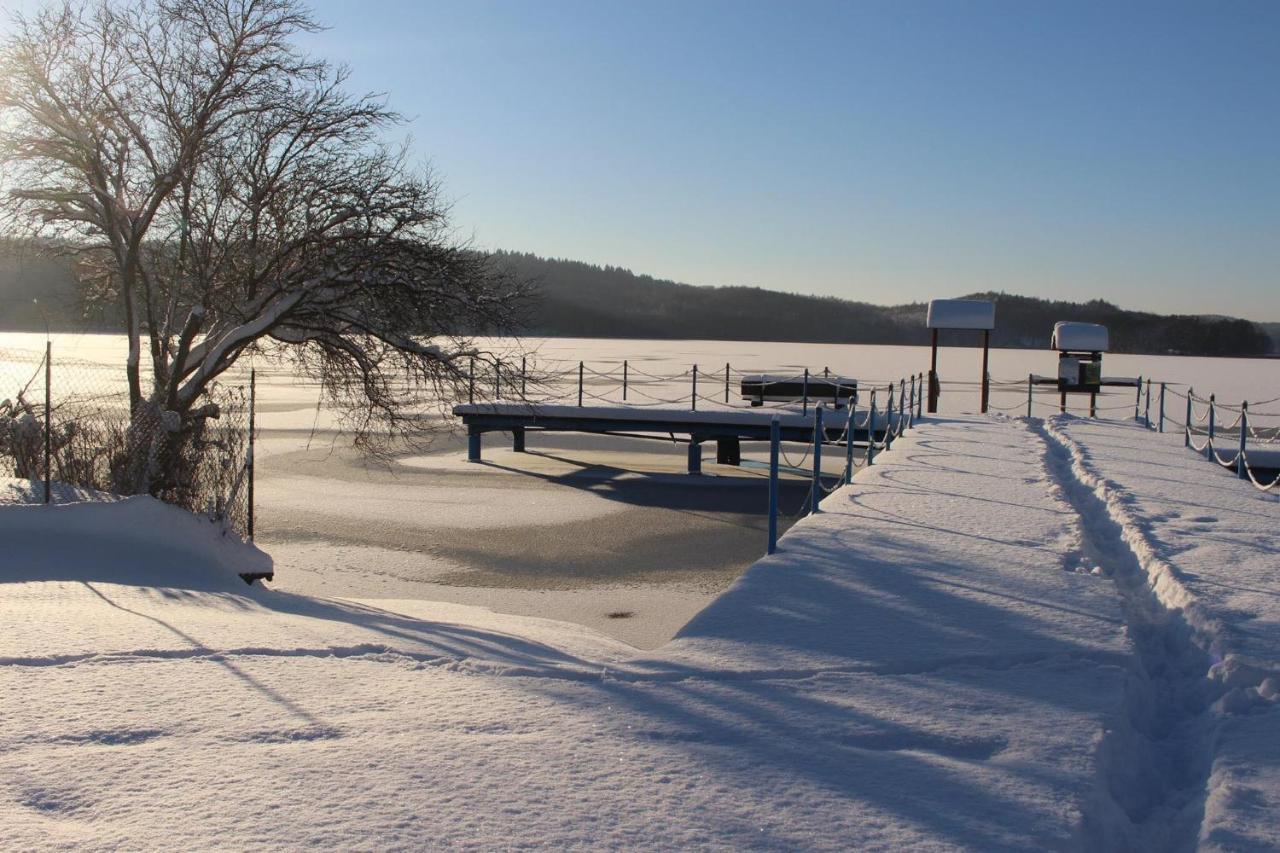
{"left": 1033, "top": 417, "right": 1218, "bottom": 852}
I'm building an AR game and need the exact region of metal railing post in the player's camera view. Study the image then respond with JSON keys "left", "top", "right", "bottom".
{"left": 622, "top": 360, "right": 628, "bottom": 402}
{"left": 884, "top": 384, "right": 895, "bottom": 450}
{"left": 1158, "top": 383, "right": 1166, "bottom": 433}
{"left": 1238, "top": 402, "right": 1248, "bottom": 479}
{"left": 867, "top": 389, "right": 877, "bottom": 466}
{"left": 495, "top": 359, "right": 501, "bottom": 400}
{"left": 1135, "top": 376, "right": 1143, "bottom": 421}
{"left": 802, "top": 368, "right": 809, "bottom": 416}
{"left": 691, "top": 364, "right": 698, "bottom": 411}
{"left": 767, "top": 415, "right": 780, "bottom": 554}
{"left": 907, "top": 374, "right": 916, "bottom": 428}
{"left": 1184, "top": 388, "right": 1193, "bottom": 447}
{"left": 578, "top": 361, "right": 584, "bottom": 407}
{"left": 916, "top": 372, "right": 923, "bottom": 419}
{"left": 1206, "top": 394, "right": 1216, "bottom": 460}
{"left": 1144, "top": 379, "right": 1151, "bottom": 428}
{"left": 1026, "top": 373, "right": 1033, "bottom": 418}
{"left": 521, "top": 356, "right": 527, "bottom": 398}
{"left": 725, "top": 362, "right": 730, "bottom": 403}
{"left": 811, "top": 405, "right": 824, "bottom": 514}
{"left": 468, "top": 357, "right": 475, "bottom": 404}
{"left": 248, "top": 368, "right": 256, "bottom": 540}
{"left": 845, "top": 395, "right": 856, "bottom": 483}
{"left": 44, "top": 340, "right": 51, "bottom": 505}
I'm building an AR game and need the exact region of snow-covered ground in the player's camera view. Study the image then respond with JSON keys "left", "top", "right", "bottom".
{"left": 4, "top": 412, "right": 1277, "bottom": 849}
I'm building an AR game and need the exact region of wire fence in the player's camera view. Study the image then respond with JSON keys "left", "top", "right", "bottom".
{"left": 0, "top": 343, "right": 254, "bottom": 536}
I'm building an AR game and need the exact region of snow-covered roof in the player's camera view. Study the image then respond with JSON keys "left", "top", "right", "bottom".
{"left": 1051, "top": 322, "right": 1109, "bottom": 352}
{"left": 925, "top": 299, "right": 995, "bottom": 330}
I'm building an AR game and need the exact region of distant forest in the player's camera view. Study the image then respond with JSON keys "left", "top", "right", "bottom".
{"left": 1, "top": 240, "right": 1275, "bottom": 357}
{"left": 499, "top": 252, "right": 1276, "bottom": 357}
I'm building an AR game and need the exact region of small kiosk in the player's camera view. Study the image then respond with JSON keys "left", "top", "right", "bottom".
{"left": 925, "top": 299, "right": 996, "bottom": 414}
{"left": 1032, "top": 321, "right": 1138, "bottom": 416}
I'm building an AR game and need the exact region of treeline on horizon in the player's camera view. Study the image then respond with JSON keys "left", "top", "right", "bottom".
{"left": 0, "top": 240, "right": 1274, "bottom": 357}
{"left": 499, "top": 251, "right": 1276, "bottom": 357}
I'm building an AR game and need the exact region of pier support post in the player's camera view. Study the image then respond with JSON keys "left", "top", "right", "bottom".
{"left": 928, "top": 329, "right": 939, "bottom": 413}
{"left": 980, "top": 329, "right": 990, "bottom": 414}
{"left": 1206, "top": 395, "right": 1216, "bottom": 460}
{"left": 1144, "top": 379, "right": 1152, "bottom": 428}
{"left": 513, "top": 428, "right": 525, "bottom": 453}
{"left": 468, "top": 428, "right": 482, "bottom": 462}
{"left": 844, "top": 397, "right": 856, "bottom": 483}
{"left": 716, "top": 437, "right": 741, "bottom": 465}
{"left": 767, "top": 416, "right": 780, "bottom": 555}
{"left": 867, "top": 390, "right": 878, "bottom": 466}
{"left": 1026, "top": 373, "right": 1033, "bottom": 418}
{"left": 1158, "top": 383, "right": 1166, "bottom": 433}
{"left": 687, "top": 439, "right": 702, "bottom": 475}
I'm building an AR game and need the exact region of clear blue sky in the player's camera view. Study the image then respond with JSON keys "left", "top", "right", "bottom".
{"left": 298, "top": 0, "right": 1278, "bottom": 318}
{"left": 7, "top": 0, "right": 1277, "bottom": 317}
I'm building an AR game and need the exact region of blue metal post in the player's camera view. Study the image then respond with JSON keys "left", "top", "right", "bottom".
{"left": 692, "top": 364, "right": 698, "bottom": 411}
{"left": 811, "top": 405, "right": 824, "bottom": 514}
{"left": 1027, "top": 373, "right": 1033, "bottom": 418}
{"left": 767, "top": 416, "right": 780, "bottom": 554}
{"left": 1158, "top": 383, "right": 1165, "bottom": 433}
{"left": 688, "top": 439, "right": 702, "bottom": 475}
{"left": 622, "top": 360, "right": 628, "bottom": 402}
{"left": 725, "top": 362, "right": 731, "bottom": 403}
{"left": 908, "top": 374, "right": 916, "bottom": 428}
{"left": 1206, "top": 394, "right": 1215, "bottom": 460}
{"left": 467, "top": 429, "right": 481, "bottom": 462}
{"left": 521, "top": 356, "right": 527, "bottom": 398}
{"left": 884, "top": 384, "right": 895, "bottom": 449}
{"left": 1238, "top": 402, "right": 1248, "bottom": 478}
{"left": 1135, "top": 376, "right": 1143, "bottom": 421}
{"left": 802, "top": 368, "right": 809, "bottom": 416}
{"left": 578, "top": 361, "right": 584, "bottom": 407}
{"left": 1184, "top": 389, "right": 1193, "bottom": 447}
{"left": 867, "top": 390, "right": 877, "bottom": 466}
{"left": 1144, "top": 379, "right": 1151, "bottom": 428}
{"left": 495, "top": 359, "right": 501, "bottom": 400}
{"left": 468, "top": 357, "right": 475, "bottom": 404}
{"left": 844, "top": 395, "right": 856, "bottom": 483}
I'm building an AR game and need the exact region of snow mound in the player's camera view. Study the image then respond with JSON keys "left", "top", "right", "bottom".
{"left": 0, "top": 495, "right": 271, "bottom": 589}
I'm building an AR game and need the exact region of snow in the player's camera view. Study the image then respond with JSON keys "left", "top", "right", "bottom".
{"left": 3, "top": 337, "right": 1280, "bottom": 847}
{"left": 1053, "top": 321, "right": 1110, "bottom": 352}
{"left": 925, "top": 299, "right": 996, "bottom": 330}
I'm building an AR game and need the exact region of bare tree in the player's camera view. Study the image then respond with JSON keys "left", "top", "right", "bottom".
{"left": 0, "top": 0, "right": 524, "bottom": 497}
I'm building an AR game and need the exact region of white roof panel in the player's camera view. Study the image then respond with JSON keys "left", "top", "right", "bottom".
{"left": 926, "top": 299, "right": 995, "bottom": 330}
{"left": 1051, "top": 321, "right": 1109, "bottom": 352}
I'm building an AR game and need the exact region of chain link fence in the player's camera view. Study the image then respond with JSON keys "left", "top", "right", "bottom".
{"left": 0, "top": 343, "right": 253, "bottom": 537}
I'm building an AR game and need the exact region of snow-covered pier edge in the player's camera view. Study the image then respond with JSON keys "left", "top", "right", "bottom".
{"left": 2, "top": 414, "right": 1277, "bottom": 849}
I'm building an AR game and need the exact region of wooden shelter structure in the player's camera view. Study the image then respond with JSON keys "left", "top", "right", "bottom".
{"left": 925, "top": 299, "right": 996, "bottom": 413}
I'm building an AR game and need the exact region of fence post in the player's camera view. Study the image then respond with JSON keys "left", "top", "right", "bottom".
{"left": 1206, "top": 394, "right": 1215, "bottom": 460}
{"left": 811, "top": 405, "right": 824, "bottom": 515}
{"left": 884, "top": 384, "right": 895, "bottom": 450}
{"left": 1184, "top": 389, "right": 1193, "bottom": 448}
{"left": 1026, "top": 373, "right": 1033, "bottom": 418}
{"left": 1158, "top": 383, "right": 1166, "bottom": 433}
{"left": 767, "top": 415, "right": 780, "bottom": 555}
{"left": 521, "top": 356, "right": 527, "bottom": 398}
{"left": 577, "top": 361, "right": 584, "bottom": 407}
{"left": 1238, "top": 402, "right": 1248, "bottom": 479}
{"left": 248, "top": 368, "right": 256, "bottom": 540}
{"left": 907, "top": 374, "right": 916, "bottom": 429}
{"left": 468, "top": 357, "right": 475, "bottom": 404}
{"left": 867, "top": 389, "right": 877, "bottom": 467}
{"left": 495, "top": 359, "right": 501, "bottom": 400}
{"left": 622, "top": 360, "right": 628, "bottom": 402}
{"left": 802, "top": 368, "right": 809, "bottom": 416}
{"left": 44, "top": 340, "right": 51, "bottom": 505}
{"left": 845, "top": 395, "right": 856, "bottom": 483}
{"left": 691, "top": 364, "right": 698, "bottom": 411}
{"left": 1144, "top": 379, "right": 1151, "bottom": 428}
{"left": 725, "top": 362, "right": 730, "bottom": 404}
{"left": 916, "top": 372, "right": 923, "bottom": 419}
{"left": 1134, "top": 376, "right": 1142, "bottom": 421}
